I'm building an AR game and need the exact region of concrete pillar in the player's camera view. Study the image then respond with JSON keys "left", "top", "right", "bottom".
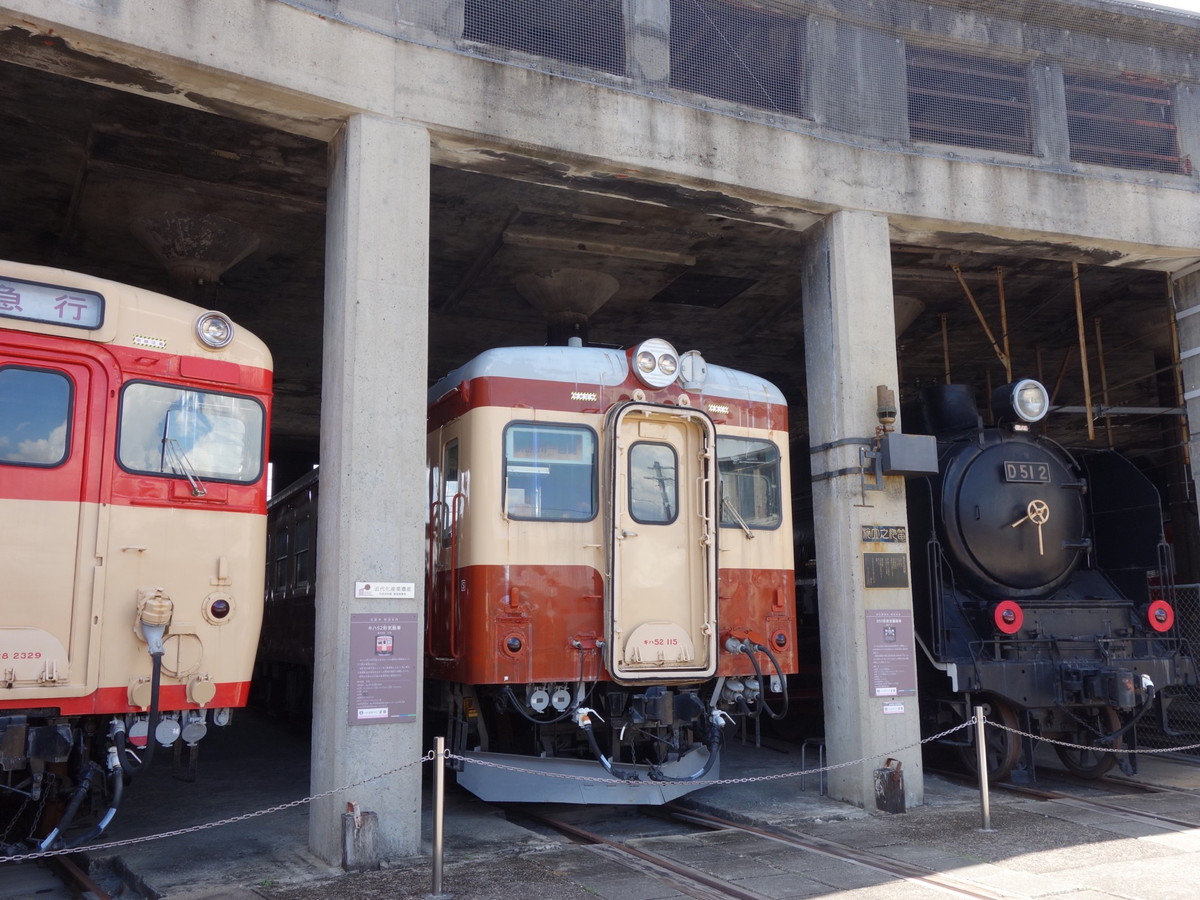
{"left": 624, "top": 0, "right": 671, "bottom": 85}
{"left": 801, "top": 210, "right": 924, "bottom": 809}
{"left": 806, "top": 17, "right": 906, "bottom": 142}
{"left": 1030, "top": 62, "right": 1071, "bottom": 166}
{"left": 310, "top": 114, "right": 430, "bottom": 864}
{"left": 1173, "top": 271, "right": 1200, "bottom": 514}
{"left": 1174, "top": 83, "right": 1200, "bottom": 178}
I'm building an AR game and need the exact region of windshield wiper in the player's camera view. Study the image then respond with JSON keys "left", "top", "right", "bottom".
{"left": 161, "top": 437, "right": 208, "bottom": 497}
{"left": 721, "top": 491, "right": 754, "bottom": 540}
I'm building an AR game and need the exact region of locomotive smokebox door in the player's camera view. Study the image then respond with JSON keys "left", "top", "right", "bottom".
{"left": 873, "top": 758, "right": 906, "bottom": 813}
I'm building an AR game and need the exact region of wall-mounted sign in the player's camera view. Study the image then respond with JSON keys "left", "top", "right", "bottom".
{"left": 348, "top": 612, "right": 419, "bottom": 726}
{"left": 866, "top": 609, "right": 917, "bottom": 699}
{"left": 864, "top": 552, "right": 909, "bottom": 588}
{"left": 355, "top": 581, "right": 415, "bottom": 599}
{"left": 861, "top": 525, "right": 907, "bottom": 543}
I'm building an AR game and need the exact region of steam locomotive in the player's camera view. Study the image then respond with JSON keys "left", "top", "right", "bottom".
{"left": 906, "top": 378, "right": 1194, "bottom": 780}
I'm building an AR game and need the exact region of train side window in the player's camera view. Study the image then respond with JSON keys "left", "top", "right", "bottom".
{"left": 117, "top": 382, "right": 265, "bottom": 483}
{"left": 627, "top": 441, "right": 678, "bottom": 525}
{"left": 0, "top": 366, "right": 71, "bottom": 467}
{"left": 503, "top": 423, "right": 596, "bottom": 521}
{"left": 294, "top": 517, "right": 313, "bottom": 586}
{"left": 717, "top": 436, "right": 782, "bottom": 530}
{"left": 273, "top": 523, "right": 290, "bottom": 592}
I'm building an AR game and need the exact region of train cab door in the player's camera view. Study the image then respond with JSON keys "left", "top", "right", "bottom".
{"left": 0, "top": 352, "right": 104, "bottom": 693}
{"left": 605, "top": 403, "right": 718, "bottom": 682}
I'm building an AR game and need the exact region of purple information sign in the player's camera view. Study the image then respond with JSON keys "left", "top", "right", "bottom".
{"left": 348, "top": 612, "right": 419, "bottom": 726}
{"left": 865, "top": 609, "right": 917, "bottom": 699}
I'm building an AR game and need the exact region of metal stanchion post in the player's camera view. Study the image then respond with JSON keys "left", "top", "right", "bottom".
{"left": 974, "top": 705, "right": 993, "bottom": 831}
{"left": 433, "top": 736, "right": 446, "bottom": 896}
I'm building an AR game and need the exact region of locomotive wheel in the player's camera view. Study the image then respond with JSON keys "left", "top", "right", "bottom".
{"left": 1054, "top": 706, "right": 1121, "bottom": 779}
{"left": 957, "top": 696, "right": 1021, "bottom": 781}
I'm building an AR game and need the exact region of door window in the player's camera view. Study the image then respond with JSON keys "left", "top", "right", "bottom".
{"left": 0, "top": 366, "right": 71, "bottom": 467}
{"left": 628, "top": 441, "right": 678, "bottom": 525}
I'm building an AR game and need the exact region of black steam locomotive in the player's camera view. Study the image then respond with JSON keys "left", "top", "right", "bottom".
{"left": 906, "top": 378, "right": 1194, "bottom": 780}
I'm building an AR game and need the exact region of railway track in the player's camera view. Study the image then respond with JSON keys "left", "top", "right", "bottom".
{"left": 513, "top": 804, "right": 1013, "bottom": 900}
{"left": 0, "top": 853, "right": 113, "bottom": 900}
{"left": 932, "top": 760, "right": 1200, "bottom": 834}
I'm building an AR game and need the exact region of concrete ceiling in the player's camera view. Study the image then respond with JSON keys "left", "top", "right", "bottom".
{"left": 0, "top": 55, "right": 1188, "bottom": 497}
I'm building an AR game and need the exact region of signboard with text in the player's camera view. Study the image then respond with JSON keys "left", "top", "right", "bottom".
{"left": 348, "top": 612, "right": 419, "bottom": 726}
{"left": 866, "top": 609, "right": 917, "bottom": 700}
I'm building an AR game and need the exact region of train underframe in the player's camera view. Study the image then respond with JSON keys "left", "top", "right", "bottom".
{"left": 1, "top": 707, "right": 225, "bottom": 855}
{"left": 927, "top": 648, "right": 1194, "bottom": 781}
{"left": 434, "top": 675, "right": 778, "bottom": 804}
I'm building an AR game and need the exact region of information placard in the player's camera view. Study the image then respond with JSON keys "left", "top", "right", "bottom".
{"left": 866, "top": 609, "right": 917, "bottom": 699}
{"left": 864, "top": 552, "right": 909, "bottom": 588}
{"left": 348, "top": 612, "right": 419, "bottom": 726}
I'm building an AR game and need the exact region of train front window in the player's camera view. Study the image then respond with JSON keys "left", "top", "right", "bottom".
{"left": 628, "top": 441, "right": 678, "bottom": 525}
{"left": 117, "top": 382, "right": 265, "bottom": 483}
{"left": 503, "top": 423, "right": 596, "bottom": 521}
{"left": 717, "top": 437, "right": 782, "bottom": 530}
{"left": 0, "top": 366, "right": 71, "bottom": 467}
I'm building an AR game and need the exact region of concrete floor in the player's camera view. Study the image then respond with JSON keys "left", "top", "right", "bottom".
{"left": 51, "top": 708, "right": 1200, "bottom": 900}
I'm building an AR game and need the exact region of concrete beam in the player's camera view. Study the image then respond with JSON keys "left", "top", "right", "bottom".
{"left": 4, "top": 0, "right": 1200, "bottom": 264}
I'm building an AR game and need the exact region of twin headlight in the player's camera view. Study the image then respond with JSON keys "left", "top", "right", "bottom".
{"left": 634, "top": 338, "right": 679, "bottom": 388}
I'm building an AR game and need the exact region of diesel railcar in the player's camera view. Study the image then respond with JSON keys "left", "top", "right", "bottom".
{"left": 426, "top": 338, "right": 797, "bottom": 802}
{"left": 261, "top": 337, "right": 798, "bottom": 803}
{"left": 906, "top": 379, "right": 1194, "bottom": 780}
{"left": 0, "top": 260, "right": 272, "bottom": 852}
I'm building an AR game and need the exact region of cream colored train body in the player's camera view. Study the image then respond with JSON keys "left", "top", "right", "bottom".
{"left": 425, "top": 339, "right": 798, "bottom": 803}
{"left": 0, "top": 260, "right": 271, "bottom": 851}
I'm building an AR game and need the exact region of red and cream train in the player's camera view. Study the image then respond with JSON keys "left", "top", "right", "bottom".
{"left": 263, "top": 336, "right": 798, "bottom": 802}
{"left": 425, "top": 337, "right": 798, "bottom": 801}
{"left": 0, "top": 260, "right": 271, "bottom": 851}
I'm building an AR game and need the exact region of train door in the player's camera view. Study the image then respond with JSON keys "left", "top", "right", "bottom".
{"left": 0, "top": 352, "right": 103, "bottom": 693}
{"left": 605, "top": 403, "right": 718, "bottom": 682}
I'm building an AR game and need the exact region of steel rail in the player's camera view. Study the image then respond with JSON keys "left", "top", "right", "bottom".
{"left": 665, "top": 806, "right": 1012, "bottom": 900}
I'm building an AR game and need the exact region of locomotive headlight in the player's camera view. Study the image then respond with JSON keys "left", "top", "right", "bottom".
{"left": 1148, "top": 599, "right": 1175, "bottom": 632}
{"left": 194, "top": 311, "right": 235, "bottom": 349}
{"left": 632, "top": 339, "right": 681, "bottom": 389}
{"left": 994, "top": 379, "right": 1049, "bottom": 424}
{"left": 994, "top": 600, "right": 1024, "bottom": 635}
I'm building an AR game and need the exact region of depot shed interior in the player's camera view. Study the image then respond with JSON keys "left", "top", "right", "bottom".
{"left": 3, "top": 0, "right": 1200, "bottom": 860}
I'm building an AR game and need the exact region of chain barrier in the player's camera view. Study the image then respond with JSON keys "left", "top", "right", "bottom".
{"left": 985, "top": 720, "right": 1200, "bottom": 755}
{"left": 6, "top": 714, "right": 1200, "bottom": 865}
{"left": 0, "top": 752, "right": 436, "bottom": 865}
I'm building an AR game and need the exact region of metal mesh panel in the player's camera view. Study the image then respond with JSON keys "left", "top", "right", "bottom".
{"left": 1065, "top": 71, "right": 1186, "bottom": 175}
{"left": 669, "top": 0, "right": 805, "bottom": 119}
{"left": 462, "top": 0, "right": 626, "bottom": 76}
{"left": 1149, "top": 583, "right": 1200, "bottom": 745}
{"left": 906, "top": 46, "right": 1032, "bottom": 156}
{"left": 280, "top": 1, "right": 1200, "bottom": 187}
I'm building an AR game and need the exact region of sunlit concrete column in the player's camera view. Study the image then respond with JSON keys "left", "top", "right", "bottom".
{"left": 311, "top": 114, "right": 429, "bottom": 864}
{"left": 1173, "top": 270, "right": 1200, "bottom": 510}
{"left": 801, "top": 210, "right": 924, "bottom": 810}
